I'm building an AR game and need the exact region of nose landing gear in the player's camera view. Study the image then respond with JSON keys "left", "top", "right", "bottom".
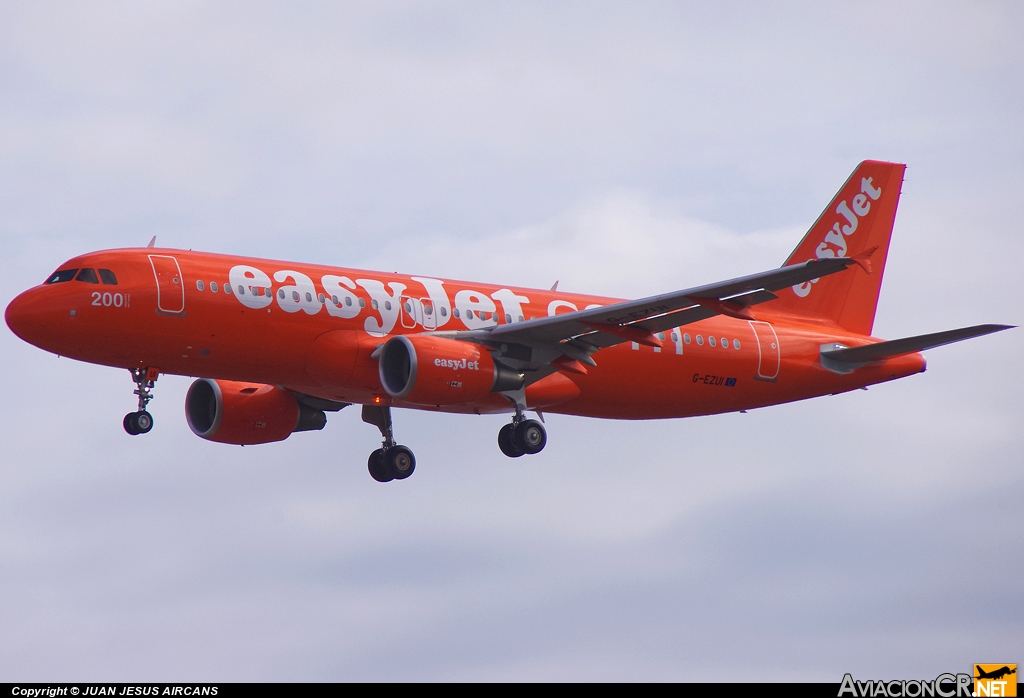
{"left": 362, "top": 404, "right": 416, "bottom": 482}
{"left": 124, "top": 367, "right": 158, "bottom": 435}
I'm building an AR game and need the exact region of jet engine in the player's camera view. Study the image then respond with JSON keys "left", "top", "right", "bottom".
{"left": 185, "top": 379, "right": 327, "bottom": 445}
{"left": 378, "top": 335, "right": 524, "bottom": 406}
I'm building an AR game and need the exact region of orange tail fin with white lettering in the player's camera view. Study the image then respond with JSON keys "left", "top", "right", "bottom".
{"left": 771, "top": 160, "right": 906, "bottom": 336}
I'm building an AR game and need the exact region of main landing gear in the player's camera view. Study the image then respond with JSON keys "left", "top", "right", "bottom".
{"left": 124, "top": 367, "right": 158, "bottom": 436}
{"left": 361, "top": 404, "right": 416, "bottom": 483}
{"left": 497, "top": 408, "right": 547, "bottom": 458}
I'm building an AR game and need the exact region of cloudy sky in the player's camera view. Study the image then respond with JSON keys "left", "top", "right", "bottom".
{"left": 1, "top": 1, "right": 1021, "bottom": 681}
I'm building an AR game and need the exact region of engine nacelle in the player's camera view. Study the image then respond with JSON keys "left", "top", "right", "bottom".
{"left": 378, "top": 335, "right": 524, "bottom": 406}
{"left": 185, "top": 379, "right": 326, "bottom": 445}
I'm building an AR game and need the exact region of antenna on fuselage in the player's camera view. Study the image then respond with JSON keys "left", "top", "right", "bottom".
{"left": 147, "top": 236, "right": 157, "bottom": 248}
{"left": 550, "top": 281, "right": 559, "bottom": 291}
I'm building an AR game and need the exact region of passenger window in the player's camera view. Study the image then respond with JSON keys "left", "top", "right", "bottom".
{"left": 345, "top": 297, "right": 352, "bottom": 307}
{"left": 210, "top": 282, "right": 218, "bottom": 293}
{"left": 305, "top": 292, "right": 313, "bottom": 302}
{"left": 696, "top": 335, "right": 704, "bottom": 345}
{"left": 358, "top": 298, "right": 365, "bottom": 308}
{"left": 709, "top": 336, "right": 716, "bottom": 347}
{"left": 371, "top": 300, "right": 378, "bottom": 309}
{"left": 225, "top": 283, "right": 232, "bottom": 294}
{"left": 683, "top": 333, "right": 691, "bottom": 344}
{"left": 721, "top": 337, "right": 728, "bottom": 348}
{"left": 98, "top": 269, "right": 118, "bottom": 285}
{"left": 318, "top": 294, "right": 325, "bottom": 303}
{"left": 733, "top": 339, "right": 740, "bottom": 350}
{"left": 196, "top": 280, "right": 205, "bottom": 291}
{"left": 670, "top": 332, "right": 678, "bottom": 342}
{"left": 45, "top": 269, "right": 79, "bottom": 284}
{"left": 466, "top": 309, "right": 474, "bottom": 319}
{"left": 505, "top": 314, "right": 511, "bottom": 323}
{"left": 453, "top": 309, "right": 460, "bottom": 318}
{"left": 440, "top": 307, "right": 447, "bottom": 316}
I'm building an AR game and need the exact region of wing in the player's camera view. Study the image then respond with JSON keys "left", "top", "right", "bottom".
{"left": 433, "top": 255, "right": 869, "bottom": 372}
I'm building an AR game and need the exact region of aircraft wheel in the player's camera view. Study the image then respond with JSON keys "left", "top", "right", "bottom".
{"left": 514, "top": 419, "right": 547, "bottom": 455}
{"left": 498, "top": 423, "right": 525, "bottom": 458}
{"left": 368, "top": 448, "right": 393, "bottom": 483}
{"left": 388, "top": 445, "right": 416, "bottom": 480}
{"left": 135, "top": 410, "right": 154, "bottom": 434}
{"left": 123, "top": 412, "right": 140, "bottom": 436}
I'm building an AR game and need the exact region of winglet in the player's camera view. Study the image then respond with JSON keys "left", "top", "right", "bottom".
{"left": 851, "top": 246, "right": 878, "bottom": 274}
{"left": 147, "top": 236, "right": 157, "bottom": 248}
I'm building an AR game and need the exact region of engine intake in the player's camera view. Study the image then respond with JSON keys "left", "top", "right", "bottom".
{"left": 378, "top": 335, "right": 524, "bottom": 406}
{"left": 185, "top": 379, "right": 326, "bottom": 445}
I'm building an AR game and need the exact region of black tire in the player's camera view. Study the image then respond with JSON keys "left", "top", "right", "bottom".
{"left": 368, "top": 448, "right": 393, "bottom": 482}
{"left": 514, "top": 419, "right": 547, "bottom": 455}
{"left": 135, "top": 410, "right": 154, "bottom": 434}
{"left": 498, "top": 423, "right": 525, "bottom": 458}
{"left": 123, "top": 412, "right": 140, "bottom": 436}
{"left": 388, "top": 445, "right": 416, "bottom": 480}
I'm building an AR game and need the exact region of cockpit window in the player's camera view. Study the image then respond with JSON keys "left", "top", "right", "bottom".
{"left": 98, "top": 269, "right": 118, "bottom": 285}
{"left": 45, "top": 269, "right": 79, "bottom": 284}
{"left": 75, "top": 268, "right": 99, "bottom": 284}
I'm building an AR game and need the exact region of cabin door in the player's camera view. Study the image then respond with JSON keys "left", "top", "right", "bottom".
{"left": 748, "top": 320, "right": 780, "bottom": 381}
{"left": 148, "top": 254, "right": 185, "bottom": 315}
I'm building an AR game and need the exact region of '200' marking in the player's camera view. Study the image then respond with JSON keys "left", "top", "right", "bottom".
{"left": 92, "top": 292, "right": 129, "bottom": 308}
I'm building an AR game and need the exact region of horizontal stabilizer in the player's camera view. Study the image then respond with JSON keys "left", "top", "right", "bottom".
{"left": 822, "top": 324, "right": 1014, "bottom": 365}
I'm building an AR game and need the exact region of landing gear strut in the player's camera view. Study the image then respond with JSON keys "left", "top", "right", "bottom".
{"left": 124, "top": 367, "right": 158, "bottom": 436}
{"left": 362, "top": 404, "right": 416, "bottom": 482}
{"left": 497, "top": 404, "right": 547, "bottom": 458}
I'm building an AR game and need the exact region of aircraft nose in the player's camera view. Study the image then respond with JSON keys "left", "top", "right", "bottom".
{"left": 6, "top": 291, "right": 30, "bottom": 340}
{"left": 5, "top": 288, "right": 49, "bottom": 345}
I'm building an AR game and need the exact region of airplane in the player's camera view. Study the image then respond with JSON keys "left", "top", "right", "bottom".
{"left": 4, "top": 160, "right": 1012, "bottom": 483}
{"left": 975, "top": 666, "right": 1016, "bottom": 681}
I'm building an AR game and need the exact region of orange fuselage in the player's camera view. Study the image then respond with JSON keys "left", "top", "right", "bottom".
{"left": 5, "top": 247, "right": 926, "bottom": 419}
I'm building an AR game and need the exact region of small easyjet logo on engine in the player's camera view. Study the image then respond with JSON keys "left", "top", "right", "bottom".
{"left": 434, "top": 358, "right": 480, "bottom": 370}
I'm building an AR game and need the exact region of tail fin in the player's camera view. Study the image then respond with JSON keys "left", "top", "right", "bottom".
{"left": 773, "top": 160, "right": 906, "bottom": 335}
